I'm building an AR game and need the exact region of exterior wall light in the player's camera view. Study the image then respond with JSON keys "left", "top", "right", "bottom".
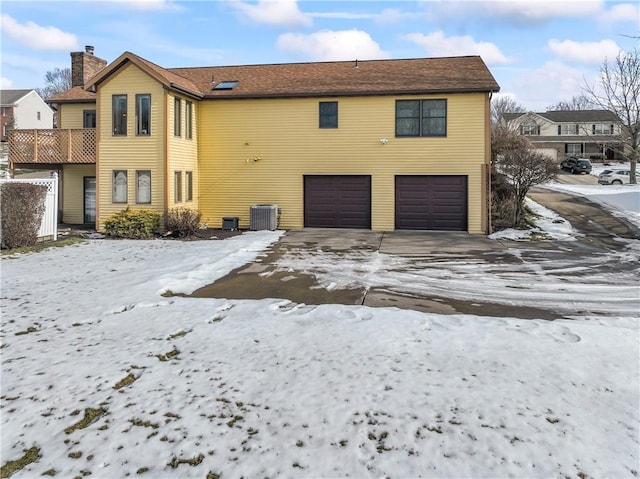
{"left": 380, "top": 138, "right": 388, "bottom": 144}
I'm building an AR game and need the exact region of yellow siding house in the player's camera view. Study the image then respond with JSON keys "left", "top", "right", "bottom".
{"left": 27, "top": 48, "right": 500, "bottom": 234}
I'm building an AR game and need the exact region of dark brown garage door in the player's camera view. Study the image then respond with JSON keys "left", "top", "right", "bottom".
{"left": 304, "top": 175, "right": 371, "bottom": 228}
{"left": 395, "top": 175, "right": 467, "bottom": 231}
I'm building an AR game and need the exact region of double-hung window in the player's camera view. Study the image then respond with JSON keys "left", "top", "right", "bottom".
{"left": 319, "top": 101, "right": 338, "bottom": 128}
{"left": 185, "top": 101, "right": 193, "bottom": 139}
{"left": 113, "top": 170, "right": 128, "bottom": 203}
{"left": 174, "top": 171, "right": 182, "bottom": 203}
{"left": 396, "top": 99, "right": 446, "bottom": 137}
{"left": 593, "top": 124, "right": 613, "bottom": 134}
{"left": 174, "top": 98, "right": 182, "bottom": 137}
{"left": 185, "top": 171, "right": 193, "bottom": 201}
{"left": 136, "top": 94, "right": 151, "bottom": 135}
{"left": 113, "top": 95, "right": 127, "bottom": 136}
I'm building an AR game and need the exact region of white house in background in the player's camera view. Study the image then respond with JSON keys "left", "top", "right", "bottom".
{"left": 0, "top": 89, "right": 54, "bottom": 142}
{"left": 504, "top": 110, "right": 624, "bottom": 162}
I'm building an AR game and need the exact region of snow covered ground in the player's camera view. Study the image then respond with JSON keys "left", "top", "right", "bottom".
{"left": 1, "top": 189, "right": 639, "bottom": 478}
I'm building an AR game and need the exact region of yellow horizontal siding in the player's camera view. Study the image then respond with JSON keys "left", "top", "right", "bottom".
{"left": 168, "top": 95, "right": 199, "bottom": 211}
{"left": 97, "top": 63, "right": 166, "bottom": 230}
{"left": 62, "top": 164, "right": 95, "bottom": 224}
{"left": 198, "top": 93, "right": 489, "bottom": 232}
{"left": 59, "top": 103, "right": 94, "bottom": 129}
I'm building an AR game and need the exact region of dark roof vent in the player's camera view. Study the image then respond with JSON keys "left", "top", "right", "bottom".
{"left": 85, "top": 45, "right": 94, "bottom": 55}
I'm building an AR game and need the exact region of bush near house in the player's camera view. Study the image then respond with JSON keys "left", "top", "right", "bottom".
{"left": 0, "top": 182, "right": 47, "bottom": 249}
{"left": 164, "top": 207, "right": 202, "bottom": 237}
{"left": 491, "top": 171, "right": 517, "bottom": 232}
{"left": 104, "top": 208, "right": 161, "bottom": 239}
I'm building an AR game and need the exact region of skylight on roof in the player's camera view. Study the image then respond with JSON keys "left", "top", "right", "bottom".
{"left": 213, "top": 81, "right": 239, "bottom": 90}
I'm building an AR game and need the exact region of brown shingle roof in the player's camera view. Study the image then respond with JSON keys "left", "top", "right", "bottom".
{"left": 84, "top": 52, "right": 202, "bottom": 98}
{"left": 169, "top": 56, "right": 500, "bottom": 99}
{"left": 47, "top": 86, "right": 96, "bottom": 103}
{"left": 51, "top": 53, "right": 499, "bottom": 103}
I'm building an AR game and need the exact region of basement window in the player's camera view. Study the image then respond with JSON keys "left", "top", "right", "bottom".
{"left": 213, "top": 81, "right": 239, "bottom": 90}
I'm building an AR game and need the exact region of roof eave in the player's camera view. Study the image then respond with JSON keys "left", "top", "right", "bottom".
{"left": 202, "top": 86, "right": 500, "bottom": 100}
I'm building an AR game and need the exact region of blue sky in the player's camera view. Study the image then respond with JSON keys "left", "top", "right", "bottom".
{"left": 1, "top": 0, "right": 638, "bottom": 110}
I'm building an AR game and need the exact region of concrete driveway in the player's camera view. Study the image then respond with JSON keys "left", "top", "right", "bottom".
{"left": 190, "top": 184, "right": 639, "bottom": 320}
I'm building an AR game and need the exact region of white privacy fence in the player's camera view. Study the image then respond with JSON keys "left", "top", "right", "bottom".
{"left": 1, "top": 174, "right": 58, "bottom": 241}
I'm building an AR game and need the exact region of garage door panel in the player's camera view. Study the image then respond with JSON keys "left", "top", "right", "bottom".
{"left": 305, "top": 175, "right": 371, "bottom": 228}
{"left": 395, "top": 175, "right": 467, "bottom": 231}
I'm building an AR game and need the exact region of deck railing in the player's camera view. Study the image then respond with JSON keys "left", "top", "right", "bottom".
{"left": 8, "top": 129, "right": 96, "bottom": 164}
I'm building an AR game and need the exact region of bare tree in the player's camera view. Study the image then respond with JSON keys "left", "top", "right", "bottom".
{"left": 492, "top": 125, "right": 558, "bottom": 228}
{"left": 546, "top": 95, "right": 595, "bottom": 111}
{"left": 36, "top": 67, "right": 72, "bottom": 100}
{"left": 491, "top": 94, "right": 527, "bottom": 126}
{"left": 583, "top": 48, "right": 639, "bottom": 184}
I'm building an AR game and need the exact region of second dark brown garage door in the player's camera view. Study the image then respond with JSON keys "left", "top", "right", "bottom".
{"left": 395, "top": 175, "right": 468, "bottom": 231}
{"left": 304, "top": 175, "right": 371, "bottom": 228}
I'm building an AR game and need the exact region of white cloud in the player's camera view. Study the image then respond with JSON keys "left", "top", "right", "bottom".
{"left": 277, "top": 29, "right": 389, "bottom": 61}
{"left": 231, "top": 0, "right": 312, "bottom": 28}
{"left": 424, "top": 0, "right": 603, "bottom": 25}
{"left": 511, "top": 61, "right": 590, "bottom": 111}
{"left": 598, "top": 3, "right": 640, "bottom": 26}
{"left": 548, "top": 39, "right": 620, "bottom": 65}
{"left": 403, "top": 31, "right": 510, "bottom": 65}
{"left": 0, "top": 14, "right": 78, "bottom": 51}
{"left": 0, "top": 77, "right": 14, "bottom": 89}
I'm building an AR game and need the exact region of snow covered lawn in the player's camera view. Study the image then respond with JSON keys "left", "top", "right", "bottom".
{"left": 1, "top": 232, "right": 639, "bottom": 478}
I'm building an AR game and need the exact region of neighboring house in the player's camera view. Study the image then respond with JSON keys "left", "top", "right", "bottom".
{"left": 504, "top": 110, "right": 624, "bottom": 162}
{"left": 0, "top": 89, "right": 54, "bottom": 141}
{"left": 8, "top": 47, "right": 500, "bottom": 234}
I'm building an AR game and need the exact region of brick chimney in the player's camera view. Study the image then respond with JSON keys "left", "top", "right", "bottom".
{"left": 71, "top": 45, "right": 107, "bottom": 88}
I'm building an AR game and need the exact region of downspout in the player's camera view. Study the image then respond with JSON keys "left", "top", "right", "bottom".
{"left": 95, "top": 95, "right": 101, "bottom": 231}
{"left": 164, "top": 90, "right": 170, "bottom": 228}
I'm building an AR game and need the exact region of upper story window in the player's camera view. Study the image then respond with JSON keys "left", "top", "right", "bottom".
{"left": 185, "top": 101, "right": 193, "bottom": 139}
{"left": 319, "top": 101, "right": 338, "bottom": 128}
{"left": 37, "top": 111, "right": 41, "bottom": 121}
{"left": 83, "top": 110, "right": 96, "bottom": 128}
{"left": 521, "top": 121, "right": 539, "bottom": 135}
{"left": 136, "top": 94, "right": 151, "bottom": 135}
{"left": 396, "top": 99, "right": 447, "bottom": 137}
{"left": 559, "top": 124, "right": 579, "bottom": 135}
{"left": 1, "top": 107, "right": 9, "bottom": 117}
{"left": 593, "top": 124, "right": 613, "bottom": 134}
{"left": 174, "top": 97, "right": 182, "bottom": 137}
{"left": 112, "top": 95, "right": 127, "bottom": 136}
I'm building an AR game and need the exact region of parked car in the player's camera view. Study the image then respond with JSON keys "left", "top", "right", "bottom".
{"left": 597, "top": 169, "right": 640, "bottom": 185}
{"left": 561, "top": 157, "right": 592, "bottom": 174}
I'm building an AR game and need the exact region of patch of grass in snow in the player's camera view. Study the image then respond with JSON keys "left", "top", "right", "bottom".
{"left": 0, "top": 445, "right": 40, "bottom": 479}
{"left": 155, "top": 348, "right": 179, "bottom": 362}
{"left": 67, "top": 451, "right": 82, "bottom": 459}
{"left": 129, "top": 418, "right": 159, "bottom": 429}
{"left": 15, "top": 326, "right": 38, "bottom": 336}
{"left": 166, "top": 330, "right": 188, "bottom": 339}
{"left": 41, "top": 468, "right": 57, "bottom": 476}
{"left": 206, "top": 473, "right": 221, "bottom": 479}
{"left": 113, "top": 373, "right": 136, "bottom": 390}
{"left": 160, "top": 290, "right": 174, "bottom": 297}
{"left": 1, "top": 238, "right": 85, "bottom": 257}
{"left": 167, "top": 453, "right": 204, "bottom": 469}
{"left": 136, "top": 467, "right": 149, "bottom": 474}
{"left": 64, "top": 408, "right": 106, "bottom": 434}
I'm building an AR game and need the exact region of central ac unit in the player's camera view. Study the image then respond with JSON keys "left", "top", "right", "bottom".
{"left": 250, "top": 204, "right": 278, "bottom": 230}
